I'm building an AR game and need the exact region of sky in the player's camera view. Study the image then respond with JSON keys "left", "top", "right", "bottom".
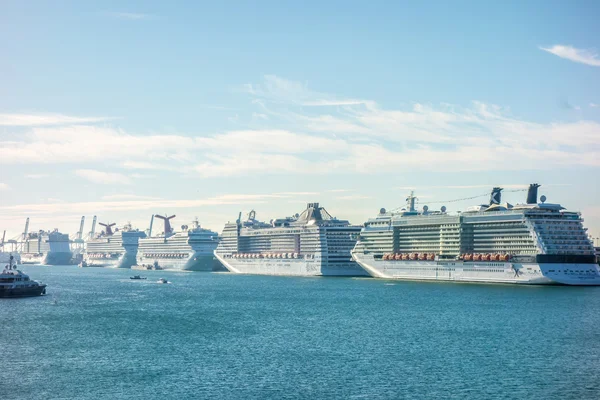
{"left": 1, "top": 0, "right": 600, "bottom": 245}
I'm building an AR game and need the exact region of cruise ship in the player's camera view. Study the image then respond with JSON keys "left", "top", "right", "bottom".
{"left": 215, "top": 203, "right": 368, "bottom": 276}
{"left": 136, "top": 215, "right": 220, "bottom": 271}
{"left": 352, "top": 184, "right": 600, "bottom": 285}
{"left": 20, "top": 228, "right": 74, "bottom": 265}
{"left": 84, "top": 222, "right": 146, "bottom": 268}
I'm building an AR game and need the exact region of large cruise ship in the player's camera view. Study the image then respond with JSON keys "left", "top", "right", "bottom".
{"left": 136, "top": 215, "right": 220, "bottom": 271}
{"left": 20, "top": 228, "right": 74, "bottom": 265}
{"left": 214, "top": 203, "right": 368, "bottom": 277}
{"left": 352, "top": 184, "right": 600, "bottom": 285}
{"left": 84, "top": 222, "right": 146, "bottom": 268}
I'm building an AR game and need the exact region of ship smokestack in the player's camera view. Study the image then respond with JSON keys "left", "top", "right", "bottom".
{"left": 154, "top": 215, "right": 176, "bottom": 238}
{"left": 489, "top": 187, "right": 503, "bottom": 206}
{"left": 99, "top": 222, "right": 116, "bottom": 236}
{"left": 527, "top": 183, "right": 540, "bottom": 204}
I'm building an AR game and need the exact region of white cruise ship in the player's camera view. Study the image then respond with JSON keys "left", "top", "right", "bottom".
{"left": 352, "top": 184, "right": 600, "bottom": 285}
{"left": 84, "top": 222, "right": 146, "bottom": 268}
{"left": 215, "top": 203, "right": 368, "bottom": 277}
{"left": 136, "top": 215, "right": 220, "bottom": 271}
{"left": 21, "top": 229, "right": 74, "bottom": 265}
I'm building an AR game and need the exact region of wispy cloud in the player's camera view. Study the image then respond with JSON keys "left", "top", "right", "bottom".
{"left": 0, "top": 113, "right": 110, "bottom": 126}
{"left": 109, "top": 12, "right": 154, "bottom": 20}
{"left": 0, "top": 183, "right": 9, "bottom": 191}
{"left": 75, "top": 169, "right": 131, "bottom": 185}
{"left": 3, "top": 76, "right": 600, "bottom": 179}
{"left": 101, "top": 194, "right": 161, "bottom": 201}
{"left": 591, "top": 103, "right": 599, "bottom": 108}
{"left": 540, "top": 45, "right": 600, "bottom": 67}
{"left": 25, "top": 174, "right": 49, "bottom": 179}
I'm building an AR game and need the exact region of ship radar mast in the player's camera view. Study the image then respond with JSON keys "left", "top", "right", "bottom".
{"left": 406, "top": 192, "right": 417, "bottom": 212}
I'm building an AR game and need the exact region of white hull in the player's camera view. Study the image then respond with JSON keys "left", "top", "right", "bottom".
{"left": 137, "top": 252, "right": 218, "bottom": 271}
{"left": 83, "top": 252, "right": 137, "bottom": 268}
{"left": 352, "top": 253, "right": 600, "bottom": 285}
{"left": 215, "top": 252, "right": 367, "bottom": 277}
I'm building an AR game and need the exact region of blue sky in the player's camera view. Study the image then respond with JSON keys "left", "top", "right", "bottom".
{"left": 1, "top": 0, "right": 599, "bottom": 244}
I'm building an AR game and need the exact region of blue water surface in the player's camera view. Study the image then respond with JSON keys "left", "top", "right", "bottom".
{"left": 1, "top": 266, "right": 600, "bottom": 399}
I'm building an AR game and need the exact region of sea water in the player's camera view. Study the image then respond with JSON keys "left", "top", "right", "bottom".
{"left": 1, "top": 266, "right": 600, "bottom": 399}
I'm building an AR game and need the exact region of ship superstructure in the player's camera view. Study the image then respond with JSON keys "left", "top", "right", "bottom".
{"left": 136, "top": 215, "right": 219, "bottom": 271}
{"left": 20, "top": 218, "right": 74, "bottom": 265}
{"left": 352, "top": 184, "right": 600, "bottom": 285}
{"left": 84, "top": 221, "right": 146, "bottom": 268}
{"left": 215, "top": 203, "right": 368, "bottom": 276}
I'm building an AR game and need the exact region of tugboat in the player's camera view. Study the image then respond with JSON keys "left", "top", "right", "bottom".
{"left": 0, "top": 255, "right": 47, "bottom": 298}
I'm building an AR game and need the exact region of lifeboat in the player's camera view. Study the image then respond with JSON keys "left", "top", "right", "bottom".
{"left": 483, "top": 254, "right": 491, "bottom": 261}
{"left": 465, "top": 254, "right": 473, "bottom": 261}
{"left": 293, "top": 253, "right": 298, "bottom": 259}
{"left": 393, "top": 253, "right": 400, "bottom": 260}
{"left": 473, "top": 254, "right": 482, "bottom": 261}
{"left": 427, "top": 253, "right": 435, "bottom": 261}
{"left": 492, "top": 253, "right": 501, "bottom": 261}
{"left": 382, "top": 254, "right": 388, "bottom": 261}
{"left": 418, "top": 253, "right": 426, "bottom": 261}
{"left": 502, "top": 254, "right": 510, "bottom": 261}
{"left": 401, "top": 254, "right": 408, "bottom": 260}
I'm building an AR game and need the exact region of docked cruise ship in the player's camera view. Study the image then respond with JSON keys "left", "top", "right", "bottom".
{"left": 352, "top": 184, "right": 600, "bottom": 285}
{"left": 84, "top": 222, "right": 146, "bottom": 268}
{"left": 21, "top": 229, "right": 74, "bottom": 265}
{"left": 136, "top": 215, "right": 220, "bottom": 271}
{"left": 215, "top": 203, "right": 368, "bottom": 276}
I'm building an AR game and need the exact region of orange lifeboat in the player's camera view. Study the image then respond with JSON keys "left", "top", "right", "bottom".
{"left": 383, "top": 254, "right": 389, "bottom": 261}
{"left": 473, "top": 254, "right": 482, "bottom": 261}
{"left": 401, "top": 254, "right": 408, "bottom": 260}
{"left": 483, "top": 254, "right": 491, "bottom": 261}
{"left": 492, "top": 253, "right": 500, "bottom": 261}
{"left": 427, "top": 253, "right": 435, "bottom": 261}
{"left": 418, "top": 253, "right": 426, "bottom": 260}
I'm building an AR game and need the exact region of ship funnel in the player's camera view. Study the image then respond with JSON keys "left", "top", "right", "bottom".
{"left": 154, "top": 214, "right": 176, "bottom": 237}
{"left": 489, "top": 187, "right": 503, "bottom": 205}
{"left": 306, "top": 203, "right": 323, "bottom": 221}
{"left": 99, "top": 222, "right": 116, "bottom": 236}
{"left": 527, "top": 183, "right": 540, "bottom": 204}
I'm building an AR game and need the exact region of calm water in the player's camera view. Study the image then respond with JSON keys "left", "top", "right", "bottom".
{"left": 2, "top": 266, "right": 600, "bottom": 399}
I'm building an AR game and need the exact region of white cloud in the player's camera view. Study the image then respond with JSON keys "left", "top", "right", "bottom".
{"left": 591, "top": 103, "right": 599, "bottom": 108}
{"left": 75, "top": 169, "right": 131, "bottom": 185}
{"left": 0, "top": 113, "right": 110, "bottom": 126}
{"left": 101, "top": 194, "right": 161, "bottom": 201}
{"left": 25, "top": 174, "right": 49, "bottom": 179}
{"left": 540, "top": 45, "right": 600, "bottom": 67}
{"left": 0, "top": 183, "right": 9, "bottom": 190}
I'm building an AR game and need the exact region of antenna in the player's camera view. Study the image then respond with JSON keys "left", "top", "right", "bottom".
{"left": 406, "top": 191, "right": 417, "bottom": 212}
{"left": 1, "top": 230, "right": 5, "bottom": 248}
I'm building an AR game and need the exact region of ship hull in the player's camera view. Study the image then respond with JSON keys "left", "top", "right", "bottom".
{"left": 215, "top": 253, "right": 367, "bottom": 277}
{"left": 0, "top": 285, "right": 46, "bottom": 298}
{"left": 43, "top": 252, "right": 75, "bottom": 266}
{"left": 83, "top": 252, "right": 138, "bottom": 269}
{"left": 352, "top": 253, "right": 600, "bottom": 286}
{"left": 137, "top": 252, "right": 219, "bottom": 272}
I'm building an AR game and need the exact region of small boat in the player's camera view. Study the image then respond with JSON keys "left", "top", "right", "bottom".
{"left": 157, "top": 278, "right": 169, "bottom": 284}
{"left": 130, "top": 275, "right": 147, "bottom": 280}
